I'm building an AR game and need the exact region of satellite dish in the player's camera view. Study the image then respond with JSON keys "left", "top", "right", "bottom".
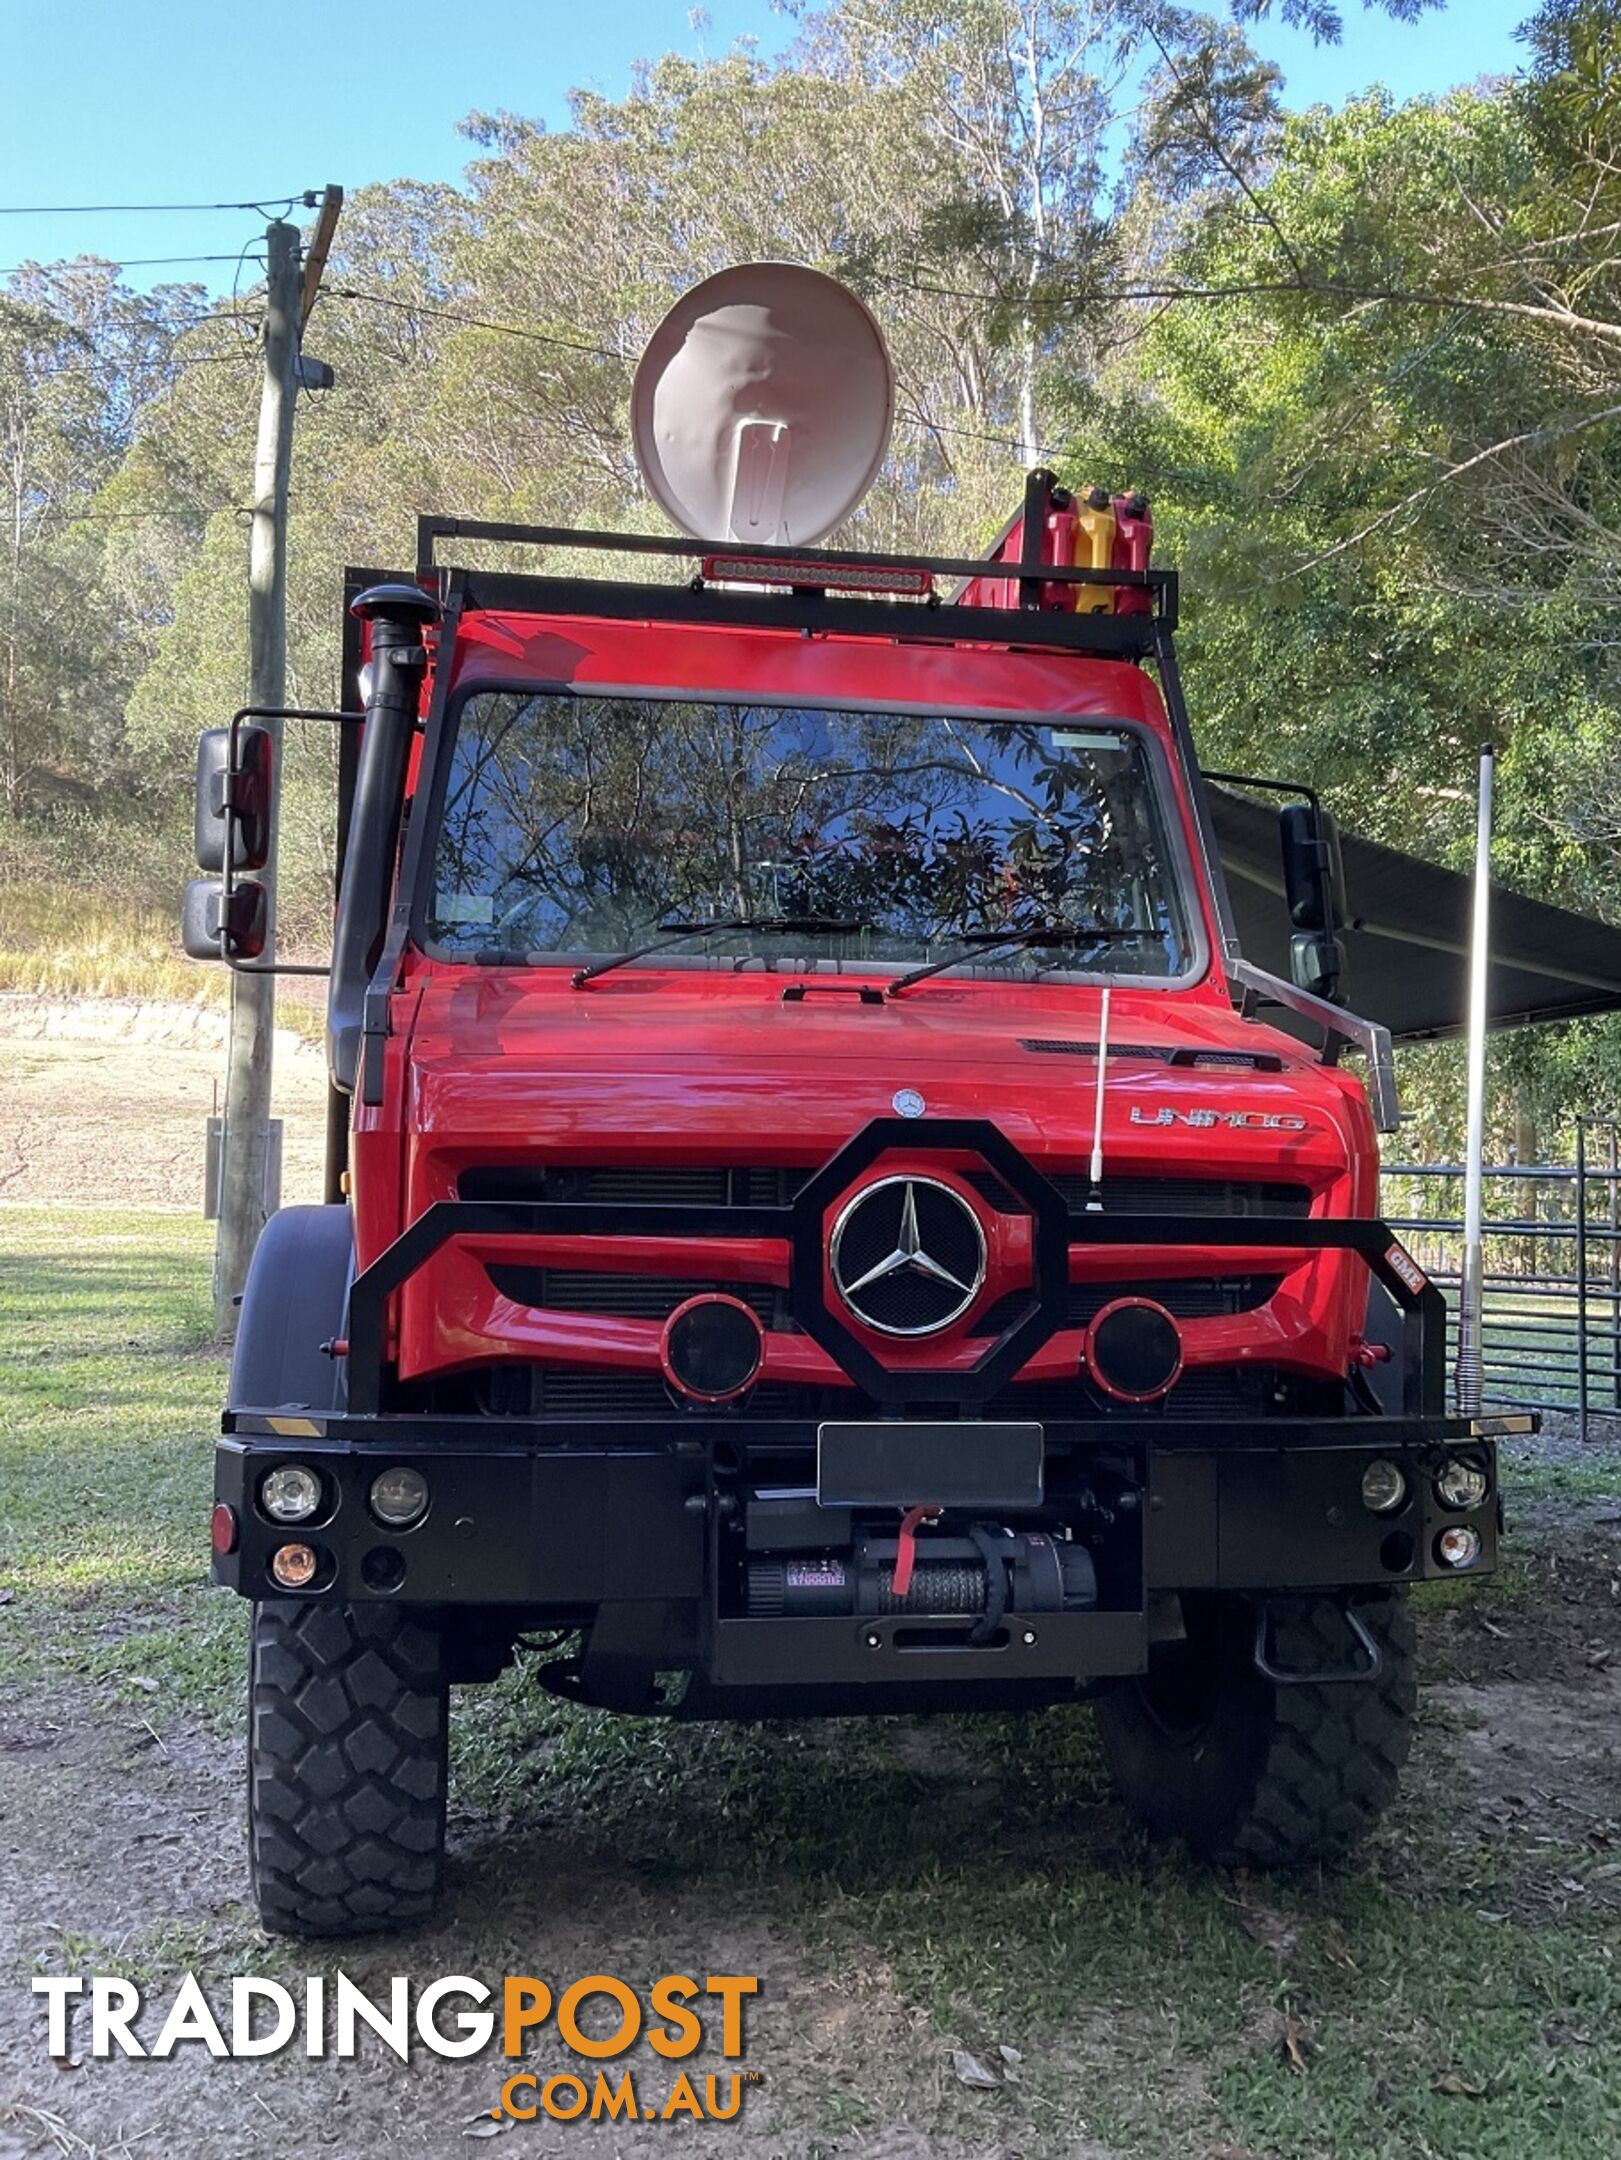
{"left": 631, "top": 262, "right": 895, "bottom": 547}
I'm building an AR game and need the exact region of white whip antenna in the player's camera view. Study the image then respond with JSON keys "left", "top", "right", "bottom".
{"left": 1088, "top": 985, "right": 1112, "bottom": 1211}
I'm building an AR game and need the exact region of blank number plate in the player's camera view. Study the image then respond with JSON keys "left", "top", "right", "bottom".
{"left": 816, "top": 1422, "right": 1044, "bottom": 1510}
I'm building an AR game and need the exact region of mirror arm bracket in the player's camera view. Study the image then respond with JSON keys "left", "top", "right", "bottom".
{"left": 1227, "top": 956, "right": 1399, "bottom": 1132}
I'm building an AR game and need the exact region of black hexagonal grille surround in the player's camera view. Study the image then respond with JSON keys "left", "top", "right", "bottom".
{"left": 830, "top": 1176, "right": 987, "bottom": 1336}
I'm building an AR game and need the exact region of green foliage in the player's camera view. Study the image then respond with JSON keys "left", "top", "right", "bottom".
{"left": 0, "top": 265, "right": 224, "bottom": 820}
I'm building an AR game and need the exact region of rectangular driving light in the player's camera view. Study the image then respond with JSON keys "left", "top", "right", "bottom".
{"left": 700, "top": 553, "right": 934, "bottom": 597}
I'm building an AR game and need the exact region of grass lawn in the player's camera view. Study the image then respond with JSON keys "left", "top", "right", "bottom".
{"left": 3, "top": 1205, "right": 1620, "bottom": 2158}
{"left": 0, "top": 1208, "right": 242, "bottom": 1709}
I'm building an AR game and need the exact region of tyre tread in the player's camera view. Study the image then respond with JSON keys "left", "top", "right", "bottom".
{"left": 249, "top": 1600, "right": 447, "bottom": 1936}
{"left": 1098, "top": 1591, "right": 1416, "bottom": 1868}
{"left": 1221, "top": 1594, "right": 1414, "bottom": 1865}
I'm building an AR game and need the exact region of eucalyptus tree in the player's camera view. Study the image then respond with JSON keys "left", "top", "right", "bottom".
{"left": 0, "top": 264, "right": 203, "bottom": 817}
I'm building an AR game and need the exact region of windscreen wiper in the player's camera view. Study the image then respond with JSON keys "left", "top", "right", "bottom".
{"left": 571, "top": 914, "right": 867, "bottom": 989}
{"left": 886, "top": 923, "right": 1144, "bottom": 997}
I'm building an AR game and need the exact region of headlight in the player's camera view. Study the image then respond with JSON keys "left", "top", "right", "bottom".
{"left": 1435, "top": 1458, "right": 1490, "bottom": 1511}
{"left": 261, "top": 1464, "right": 323, "bottom": 1523}
{"left": 1436, "top": 1524, "right": 1482, "bottom": 1570}
{"left": 369, "top": 1466, "right": 429, "bottom": 1528}
{"left": 1360, "top": 1459, "right": 1407, "bottom": 1515}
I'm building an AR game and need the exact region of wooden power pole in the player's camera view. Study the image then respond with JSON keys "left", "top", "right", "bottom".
{"left": 212, "top": 191, "right": 341, "bottom": 1335}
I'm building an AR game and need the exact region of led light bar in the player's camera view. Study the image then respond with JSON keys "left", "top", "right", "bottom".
{"left": 700, "top": 553, "right": 934, "bottom": 597}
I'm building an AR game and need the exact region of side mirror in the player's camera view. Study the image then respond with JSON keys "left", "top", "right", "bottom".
{"left": 1279, "top": 800, "right": 1344, "bottom": 934}
{"left": 1290, "top": 929, "right": 1345, "bottom": 1002}
{"left": 183, "top": 877, "right": 268, "bottom": 962}
{"left": 195, "top": 724, "right": 273, "bottom": 873}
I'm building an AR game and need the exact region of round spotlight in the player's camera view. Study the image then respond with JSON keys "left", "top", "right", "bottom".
{"left": 270, "top": 1541, "right": 320, "bottom": 1590}
{"left": 1361, "top": 1459, "right": 1408, "bottom": 1515}
{"left": 1083, "top": 1298, "right": 1183, "bottom": 1404}
{"left": 369, "top": 1466, "right": 429, "bottom": 1529}
{"left": 661, "top": 1294, "right": 766, "bottom": 1403}
{"left": 1435, "top": 1458, "right": 1490, "bottom": 1512}
{"left": 260, "top": 1464, "right": 323, "bottom": 1524}
{"left": 1436, "top": 1524, "right": 1482, "bottom": 1571}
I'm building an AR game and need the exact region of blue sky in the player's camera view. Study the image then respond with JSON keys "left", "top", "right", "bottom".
{"left": 1, "top": 0, "right": 1533, "bottom": 294}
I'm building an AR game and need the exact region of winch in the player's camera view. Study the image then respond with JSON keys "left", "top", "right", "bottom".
{"left": 746, "top": 1527, "right": 1097, "bottom": 1620}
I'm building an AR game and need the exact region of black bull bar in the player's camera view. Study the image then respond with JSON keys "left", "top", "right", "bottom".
{"left": 339, "top": 1116, "right": 1449, "bottom": 1416}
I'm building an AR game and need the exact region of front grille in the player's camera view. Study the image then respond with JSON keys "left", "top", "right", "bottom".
{"left": 487, "top": 1265, "right": 779, "bottom": 1327}
{"left": 460, "top": 1164, "right": 811, "bottom": 1207}
{"left": 1044, "top": 1174, "right": 1310, "bottom": 1217}
{"left": 1067, "top": 1275, "right": 1281, "bottom": 1323}
{"left": 530, "top": 1371, "right": 673, "bottom": 1417}
{"left": 967, "top": 1274, "right": 1281, "bottom": 1338}
{"left": 493, "top": 1262, "right": 1280, "bottom": 1336}
{"left": 459, "top": 1155, "right": 1312, "bottom": 1415}
{"left": 526, "top": 1372, "right": 859, "bottom": 1418}
{"left": 965, "top": 1168, "right": 1309, "bottom": 1217}
{"left": 980, "top": 1369, "right": 1275, "bottom": 1419}
{"left": 514, "top": 1367, "right": 1281, "bottom": 1421}
{"left": 462, "top": 1161, "right": 1310, "bottom": 1219}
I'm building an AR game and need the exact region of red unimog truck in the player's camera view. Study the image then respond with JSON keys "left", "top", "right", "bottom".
{"left": 186, "top": 266, "right": 1514, "bottom": 1936}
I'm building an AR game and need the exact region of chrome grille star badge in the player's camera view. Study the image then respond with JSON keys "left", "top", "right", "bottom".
{"left": 828, "top": 1175, "right": 987, "bottom": 1337}
{"left": 841, "top": 1181, "right": 973, "bottom": 1297}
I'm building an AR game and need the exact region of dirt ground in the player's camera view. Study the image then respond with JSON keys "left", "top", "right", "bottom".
{"left": 0, "top": 996, "right": 330, "bottom": 1211}
{"left": 0, "top": 1690, "right": 962, "bottom": 2160}
{"left": 1, "top": 1536, "right": 1617, "bottom": 2160}
{"left": 1423, "top": 1527, "right": 1621, "bottom": 1839}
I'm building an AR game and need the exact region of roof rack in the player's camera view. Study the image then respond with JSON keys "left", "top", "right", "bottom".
{"left": 413, "top": 514, "right": 1178, "bottom": 661}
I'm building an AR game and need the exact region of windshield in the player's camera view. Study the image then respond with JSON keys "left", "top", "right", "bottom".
{"left": 424, "top": 692, "right": 1198, "bottom": 981}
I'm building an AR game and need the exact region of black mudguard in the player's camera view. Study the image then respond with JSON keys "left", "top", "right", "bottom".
{"left": 229, "top": 1204, "right": 354, "bottom": 1416}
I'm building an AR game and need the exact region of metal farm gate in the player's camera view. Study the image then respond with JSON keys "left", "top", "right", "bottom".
{"left": 1381, "top": 1118, "right": 1621, "bottom": 1437}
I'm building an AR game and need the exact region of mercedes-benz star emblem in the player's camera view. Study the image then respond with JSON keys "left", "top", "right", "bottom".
{"left": 829, "top": 1175, "right": 987, "bottom": 1337}
{"left": 892, "top": 1087, "right": 926, "bottom": 1119}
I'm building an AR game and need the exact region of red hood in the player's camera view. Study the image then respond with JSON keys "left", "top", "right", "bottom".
{"left": 399, "top": 965, "right": 1371, "bottom": 1195}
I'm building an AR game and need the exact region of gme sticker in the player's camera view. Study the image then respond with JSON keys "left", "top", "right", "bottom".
{"left": 1384, "top": 1242, "right": 1429, "bottom": 1295}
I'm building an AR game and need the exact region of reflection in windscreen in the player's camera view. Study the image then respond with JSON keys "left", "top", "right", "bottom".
{"left": 426, "top": 695, "right": 1194, "bottom": 979}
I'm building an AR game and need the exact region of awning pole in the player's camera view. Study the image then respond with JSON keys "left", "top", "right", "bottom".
{"left": 1455, "top": 743, "right": 1494, "bottom": 1415}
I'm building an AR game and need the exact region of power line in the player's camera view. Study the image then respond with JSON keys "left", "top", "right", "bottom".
{"left": 333, "top": 281, "right": 1063, "bottom": 460}
{"left": 328, "top": 285, "right": 629, "bottom": 363}
{"left": 0, "top": 194, "right": 318, "bottom": 216}
{"left": 1, "top": 254, "right": 264, "bottom": 276}
{"left": 895, "top": 409, "right": 1070, "bottom": 462}
{"left": 49, "top": 504, "right": 244, "bottom": 524}
{"left": 10, "top": 237, "right": 1069, "bottom": 466}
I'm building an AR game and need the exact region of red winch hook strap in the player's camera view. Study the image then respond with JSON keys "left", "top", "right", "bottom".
{"left": 891, "top": 1504, "right": 941, "bottom": 1601}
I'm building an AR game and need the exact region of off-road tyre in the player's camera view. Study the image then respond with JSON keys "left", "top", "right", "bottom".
{"left": 1095, "top": 1591, "right": 1415, "bottom": 1866}
{"left": 249, "top": 1599, "right": 448, "bottom": 1936}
